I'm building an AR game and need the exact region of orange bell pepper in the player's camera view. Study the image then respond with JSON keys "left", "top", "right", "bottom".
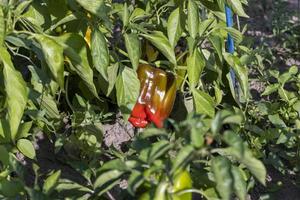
{"left": 129, "top": 64, "right": 176, "bottom": 128}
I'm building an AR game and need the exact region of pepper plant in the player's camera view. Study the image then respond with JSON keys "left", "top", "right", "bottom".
{"left": 0, "top": 0, "right": 273, "bottom": 199}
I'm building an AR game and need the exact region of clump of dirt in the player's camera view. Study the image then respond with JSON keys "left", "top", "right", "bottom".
{"left": 103, "top": 120, "right": 135, "bottom": 151}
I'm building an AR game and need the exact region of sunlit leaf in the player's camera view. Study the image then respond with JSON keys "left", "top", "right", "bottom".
{"left": 223, "top": 27, "right": 243, "bottom": 45}
{"left": 127, "top": 170, "right": 144, "bottom": 195}
{"left": 91, "top": 27, "right": 109, "bottom": 80}
{"left": 56, "top": 179, "right": 93, "bottom": 193}
{"left": 15, "top": 0, "right": 33, "bottom": 17}
{"left": 17, "top": 138, "right": 36, "bottom": 159}
{"left": 57, "top": 33, "right": 99, "bottom": 98}
{"left": 93, "top": 170, "right": 123, "bottom": 196}
{"left": 35, "top": 34, "right": 64, "bottom": 88}
{"left": 208, "top": 34, "right": 223, "bottom": 62}
{"left": 0, "top": 7, "right": 4, "bottom": 46}
{"left": 124, "top": 33, "right": 141, "bottom": 70}
{"left": 141, "top": 31, "right": 176, "bottom": 65}
{"left": 43, "top": 170, "right": 61, "bottom": 195}
{"left": 224, "top": 53, "right": 249, "bottom": 100}
{"left": 231, "top": 166, "right": 246, "bottom": 200}
{"left": 188, "top": 0, "right": 199, "bottom": 39}
{"left": 262, "top": 84, "right": 280, "bottom": 96}
{"left": 167, "top": 8, "right": 182, "bottom": 48}
{"left": 16, "top": 121, "right": 32, "bottom": 140}
{"left": 187, "top": 48, "right": 205, "bottom": 87}
{"left": 147, "top": 140, "right": 172, "bottom": 164}
{"left": 228, "top": 0, "right": 249, "bottom": 18}
{"left": 171, "top": 145, "right": 194, "bottom": 173}
{"left": 199, "top": 18, "right": 215, "bottom": 37}
{"left": 123, "top": 2, "right": 129, "bottom": 27}
{"left": 0, "top": 47, "right": 28, "bottom": 141}
{"left": 75, "top": 0, "right": 108, "bottom": 19}
{"left": 211, "top": 156, "right": 233, "bottom": 200}
{"left": 154, "top": 182, "right": 168, "bottom": 200}
{"left": 115, "top": 66, "right": 140, "bottom": 107}
{"left": 193, "top": 89, "right": 215, "bottom": 117}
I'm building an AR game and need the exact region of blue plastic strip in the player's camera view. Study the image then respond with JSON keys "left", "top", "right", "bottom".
{"left": 225, "top": 6, "right": 235, "bottom": 54}
{"left": 225, "top": 5, "right": 238, "bottom": 96}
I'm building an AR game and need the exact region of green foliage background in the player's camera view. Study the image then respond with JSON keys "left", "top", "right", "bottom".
{"left": 0, "top": 0, "right": 299, "bottom": 199}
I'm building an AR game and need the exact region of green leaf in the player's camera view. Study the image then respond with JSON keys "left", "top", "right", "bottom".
{"left": 167, "top": 8, "right": 182, "bottom": 48}
{"left": 56, "top": 179, "right": 93, "bottom": 193}
{"left": 278, "top": 72, "right": 292, "bottom": 84}
{"left": 50, "top": 14, "right": 77, "bottom": 31}
{"left": 40, "top": 94, "right": 60, "bottom": 119}
{"left": 16, "top": 121, "right": 32, "bottom": 140}
{"left": 93, "top": 170, "right": 123, "bottom": 196}
{"left": 223, "top": 53, "right": 249, "bottom": 100}
{"left": 115, "top": 67, "right": 140, "bottom": 107}
{"left": 218, "top": 132, "right": 267, "bottom": 186}
{"left": 261, "top": 84, "right": 280, "bottom": 96}
{"left": 139, "top": 128, "right": 168, "bottom": 139}
{"left": 293, "top": 101, "right": 300, "bottom": 116}
{"left": 147, "top": 140, "right": 173, "bottom": 164}
{"left": 0, "top": 7, "right": 4, "bottom": 46}
{"left": 223, "top": 27, "right": 243, "bottom": 45}
{"left": 127, "top": 170, "right": 144, "bottom": 195}
{"left": 154, "top": 182, "right": 168, "bottom": 200}
{"left": 268, "top": 114, "right": 286, "bottom": 128}
{"left": 214, "top": 84, "right": 223, "bottom": 105}
{"left": 15, "top": 0, "right": 33, "bottom": 17}
{"left": 191, "top": 127, "right": 205, "bottom": 148}
{"left": 107, "top": 63, "right": 119, "bottom": 96}
{"left": 199, "top": 0, "right": 221, "bottom": 11}
{"left": 187, "top": 48, "right": 205, "bottom": 87}
{"left": 124, "top": 33, "right": 141, "bottom": 70}
{"left": 0, "top": 47, "right": 28, "bottom": 141}
{"left": 91, "top": 27, "right": 109, "bottom": 80}
{"left": 17, "top": 138, "right": 36, "bottom": 159}
{"left": 193, "top": 89, "right": 215, "bottom": 117}
{"left": 0, "top": 179, "right": 24, "bottom": 197}
{"left": 57, "top": 33, "right": 98, "bottom": 98}
{"left": 278, "top": 87, "right": 292, "bottom": 103}
{"left": 211, "top": 156, "right": 233, "bottom": 200}
{"left": 98, "top": 159, "right": 128, "bottom": 172}
{"left": 199, "top": 18, "right": 215, "bottom": 37}
{"left": 171, "top": 145, "right": 194, "bottom": 173}
{"left": 21, "top": 2, "right": 51, "bottom": 31}
{"left": 208, "top": 34, "right": 223, "bottom": 62}
{"left": 75, "top": 0, "right": 108, "bottom": 19}
{"left": 141, "top": 31, "right": 176, "bottom": 65}
{"left": 35, "top": 34, "right": 64, "bottom": 88}
{"left": 123, "top": 2, "right": 129, "bottom": 27}
{"left": 45, "top": 0, "right": 68, "bottom": 19}
{"left": 129, "top": 8, "right": 147, "bottom": 22}
{"left": 211, "top": 110, "right": 233, "bottom": 135}
{"left": 202, "top": 188, "right": 219, "bottom": 200}
{"left": 0, "top": 145, "right": 9, "bottom": 166}
{"left": 216, "top": 0, "right": 225, "bottom": 11}
{"left": 289, "top": 65, "right": 298, "bottom": 75}
{"left": 0, "top": 119, "right": 9, "bottom": 142}
{"left": 228, "top": 0, "right": 249, "bottom": 18}
{"left": 223, "top": 131, "right": 244, "bottom": 157}
{"left": 43, "top": 170, "right": 61, "bottom": 195}
{"left": 231, "top": 166, "right": 246, "bottom": 200}
{"left": 242, "top": 150, "right": 266, "bottom": 186}
{"left": 187, "top": 0, "right": 199, "bottom": 39}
